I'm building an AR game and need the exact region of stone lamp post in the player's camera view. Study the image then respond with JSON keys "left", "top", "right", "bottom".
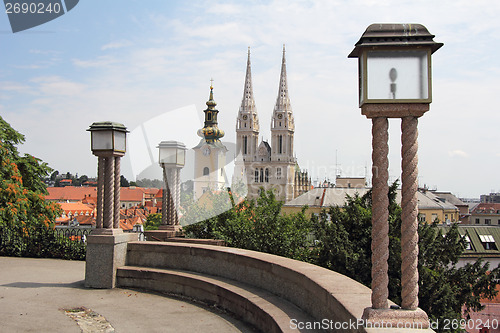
{"left": 85, "top": 121, "right": 136, "bottom": 289}
{"left": 348, "top": 24, "right": 442, "bottom": 327}
{"left": 87, "top": 121, "right": 128, "bottom": 232}
{"left": 158, "top": 140, "right": 187, "bottom": 232}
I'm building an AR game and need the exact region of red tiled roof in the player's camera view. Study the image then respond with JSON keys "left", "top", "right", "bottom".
{"left": 58, "top": 202, "right": 95, "bottom": 214}
{"left": 46, "top": 186, "right": 160, "bottom": 203}
{"left": 120, "top": 187, "right": 146, "bottom": 202}
{"left": 82, "top": 196, "right": 97, "bottom": 206}
{"left": 472, "top": 203, "right": 500, "bottom": 214}
{"left": 46, "top": 186, "right": 98, "bottom": 202}
{"left": 75, "top": 215, "right": 95, "bottom": 226}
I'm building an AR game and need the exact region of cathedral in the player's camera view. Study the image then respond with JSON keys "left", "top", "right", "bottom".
{"left": 192, "top": 46, "right": 311, "bottom": 202}
{"left": 233, "top": 46, "right": 311, "bottom": 202}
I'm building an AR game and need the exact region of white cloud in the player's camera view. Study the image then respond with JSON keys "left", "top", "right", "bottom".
{"left": 30, "top": 76, "right": 86, "bottom": 96}
{"left": 72, "top": 55, "right": 119, "bottom": 68}
{"left": 0, "top": 82, "right": 31, "bottom": 92}
{"left": 101, "top": 40, "right": 133, "bottom": 51}
{"left": 448, "top": 150, "right": 468, "bottom": 158}
{"left": 3, "top": 0, "right": 500, "bottom": 197}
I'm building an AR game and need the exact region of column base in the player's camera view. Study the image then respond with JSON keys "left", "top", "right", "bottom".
{"left": 90, "top": 228, "right": 123, "bottom": 236}
{"left": 158, "top": 224, "right": 183, "bottom": 232}
{"left": 85, "top": 230, "right": 136, "bottom": 289}
{"left": 145, "top": 226, "right": 183, "bottom": 241}
{"left": 362, "top": 307, "right": 429, "bottom": 329}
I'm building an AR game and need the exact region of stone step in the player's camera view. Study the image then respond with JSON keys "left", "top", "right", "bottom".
{"left": 116, "top": 266, "right": 320, "bottom": 333}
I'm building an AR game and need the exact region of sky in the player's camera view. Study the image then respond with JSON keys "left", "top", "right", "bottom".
{"left": 1, "top": 0, "right": 499, "bottom": 199}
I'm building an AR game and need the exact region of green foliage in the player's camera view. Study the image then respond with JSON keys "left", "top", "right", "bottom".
{"left": 120, "top": 175, "right": 130, "bottom": 187}
{"left": 0, "top": 116, "right": 68, "bottom": 259}
{"left": 0, "top": 226, "right": 86, "bottom": 260}
{"left": 135, "top": 178, "right": 163, "bottom": 188}
{"left": 312, "top": 182, "right": 500, "bottom": 333}
{"left": 0, "top": 116, "right": 61, "bottom": 229}
{"left": 418, "top": 223, "right": 500, "bottom": 327}
{"left": 183, "top": 189, "right": 313, "bottom": 261}
{"left": 311, "top": 182, "right": 401, "bottom": 298}
{"left": 144, "top": 213, "right": 162, "bottom": 230}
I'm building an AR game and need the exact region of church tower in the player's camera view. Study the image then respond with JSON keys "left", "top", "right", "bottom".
{"left": 233, "top": 46, "right": 308, "bottom": 203}
{"left": 193, "top": 83, "right": 228, "bottom": 199}
{"left": 271, "top": 45, "right": 295, "bottom": 163}
{"left": 236, "top": 47, "right": 260, "bottom": 161}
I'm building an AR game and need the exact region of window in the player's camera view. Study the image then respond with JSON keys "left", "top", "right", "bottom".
{"left": 265, "top": 168, "right": 269, "bottom": 183}
{"left": 463, "top": 236, "right": 472, "bottom": 250}
{"left": 479, "top": 235, "right": 497, "bottom": 250}
{"left": 277, "top": 167, "right": 282, "bottom": 179}
{"left": 418, "top": 213, "right": 426, "bottom": 222}
{"left": 279, "top": 135, "right": 283, "bottom": 154}
{"left": 221, "top": 168, "right": 224, "bottom": 176}
{"left": 255, "top": 169, "right": 259, "bottom": 183}
{"left": 485, "top": 219, "right": 491, "bottom": 225}
{"left": 498, "top": 219, "right": 500, "bottom": 225}
{"left": 475, "top": 218, "right": 480, "bottom": 224}
{"left": 203, "top": 167, "right": 209, "bottom": 176}
{"left": 432, "top": 213, "right": 438, "bottom": 222}
{"left": 207, "top": 112, "right": 212, "bottom": 121}
{"left": 260, "top": 168, "right": 264, "bottom": 183}
{"left": 243, "top": 136, "right": 248, "bottom": 155}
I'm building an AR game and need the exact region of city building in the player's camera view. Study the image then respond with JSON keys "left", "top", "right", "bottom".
{"left": 432, "top": 191, "right": 469, "bottom": 224}
{"left": 46, "top": 186, "right": 159, "bottom": 209}
{"left": 234, "top": 46, "right": 310, "bottom": 202}
{"left": 470, "top": 203, "right": 500, "bottom": 226}
{"left": 481, "top": 192, "right": 500, "bottom": 204}
{"left": 439, "top": 225, "right": 500, "bottom": 268}
{"left": 282, "top": 187, "right": 460, "bottom": 223}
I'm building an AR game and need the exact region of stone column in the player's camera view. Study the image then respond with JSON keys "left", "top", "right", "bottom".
{"left": 96, "top": 156, "right": 104, "bottom": 229}
{"left": 361, "top": 104, "right": 429, "bottom": 328}
{"left": 113, "top": 156, "right": 121, "bottom": 229}
{"left": 103, "top": 156, "right": 115, "bottom": 229}
{"left": 173, "top": 168, "right": 180, "bottom": 225}
{"left": 370, "top": 117, "right": 390, "bottom": 309}
{"left": 161, "top": 165, "right": 168, "bottom": 227}
{"left": 401, "top": 116, "right": 419, "bottom": 310}
{"left": 166, "top": 168, "right": 175, "bottom": 225}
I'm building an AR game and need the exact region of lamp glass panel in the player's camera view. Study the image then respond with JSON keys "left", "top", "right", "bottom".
{"left": 366, "top": 50, "right": 428, "bottom": 100}
{"left": 92, "top": 131, "right": 113, "bottom": 150}
{"left": 177, "top": 149, "right": 185, "bottom": 166}
{"left": 114, "top": 131, "right": 126, "bottom": 152}
{"left": 359, "top": 52, "right": 365, "bottom": 105}
{"left": 159, "top": 147, "right": 177, "bottom": 165}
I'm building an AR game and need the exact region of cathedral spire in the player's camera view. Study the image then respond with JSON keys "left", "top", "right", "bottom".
{"left": 240, "top": 47, "right": 256, "bottom": 112}
{"left": 274, "top": 44, "right": 292, "bottom": 113}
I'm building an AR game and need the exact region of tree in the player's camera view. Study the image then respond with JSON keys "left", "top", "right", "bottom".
{"left": 120, "top": 175, "right": 130, "bottom": 187}
{"left": 50, "top": 170, "right": 59, "bottom": 181}
{"left": 183, "top": 189, "right": 313, "bottom": 261}
{"left": 0, "top": 116, "right": 61, "bottom": 245}
{"left": 312, "top": 182, "right": 500, "bottom": 332}
{"left": 144, "top": 213, "right": 162, "bottom": 230}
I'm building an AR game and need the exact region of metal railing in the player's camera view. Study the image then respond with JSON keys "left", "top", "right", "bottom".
{"left": 0, "top": 226, "right": 90, "bottom": 260}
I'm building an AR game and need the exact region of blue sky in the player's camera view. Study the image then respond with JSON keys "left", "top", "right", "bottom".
{"left": 1, "top": 0, "right": 499, "bottom": 198}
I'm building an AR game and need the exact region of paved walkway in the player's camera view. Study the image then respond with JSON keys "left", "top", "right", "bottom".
{"left": 0, "top": 257, "right": 256, "bottom": 333}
